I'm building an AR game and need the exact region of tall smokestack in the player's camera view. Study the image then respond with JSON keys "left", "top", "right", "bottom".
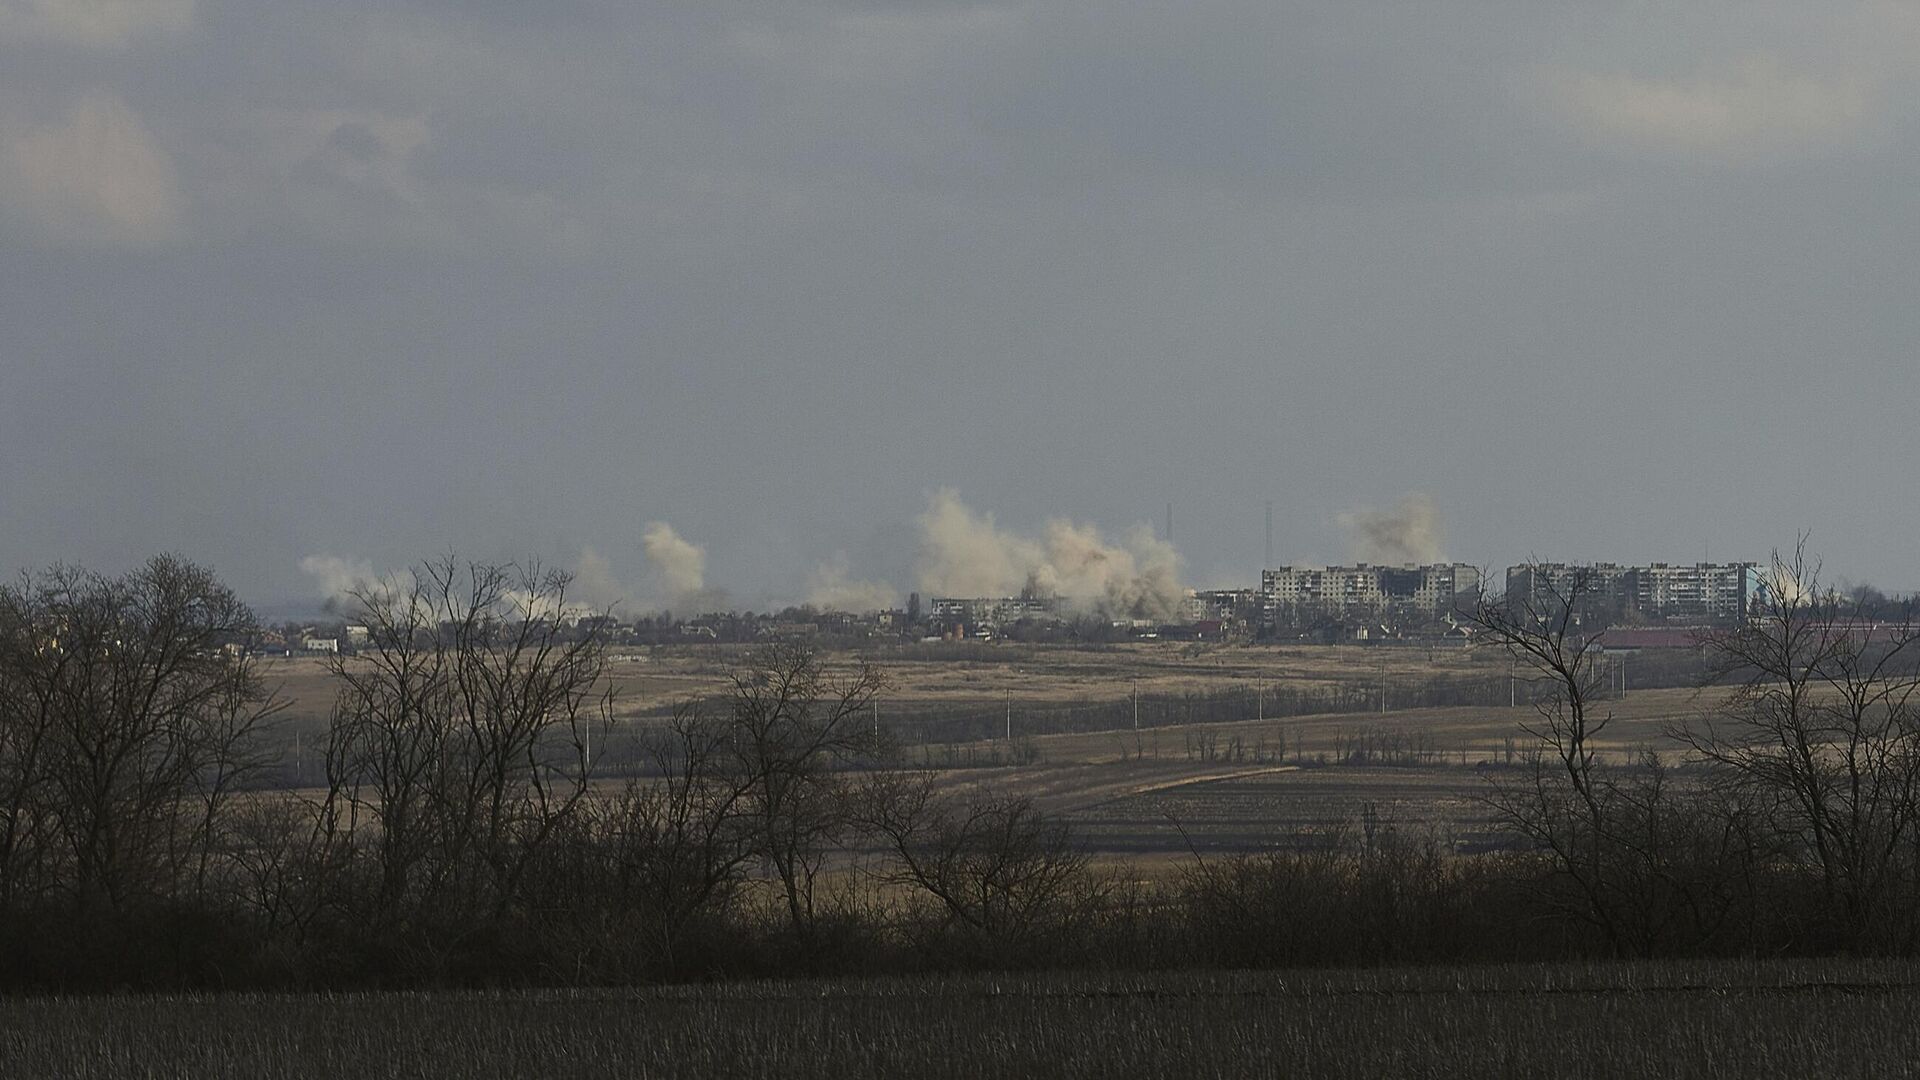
{"left": 1166, "top": 502, "right": 1173, "bottom": 545}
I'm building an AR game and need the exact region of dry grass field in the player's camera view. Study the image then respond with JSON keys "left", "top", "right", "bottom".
{"left": 258, "top": 642, "right": 1558, "bottom": 726}
{"left": 256, "top": 644, "right": 1731, "bottom": 861}
{"left": 261, "top": 642, "right": 1720, "bottom": 742}
{"left": 9, "top": 961, "right": 1920, "bottom": 1079}
{"left": 902, "top": 683, "right": 1727, "bottom": 856}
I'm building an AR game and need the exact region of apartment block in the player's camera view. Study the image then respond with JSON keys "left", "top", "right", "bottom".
{"left": 1260, "top": 563, "right": 1481, "bottom": 623}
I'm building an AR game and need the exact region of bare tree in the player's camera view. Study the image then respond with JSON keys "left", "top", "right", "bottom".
{"left": 0, "top": 557, "right": 280, "bottom": 914}
{"left": 586, "top": 702, "right": 762, "bottom": 969}
{"left": 718, "top": 642, "right": 883, "bottom": 936}
{"left": 320, "top": 556, "right": 612, "bottom": 934}
{"left": 0, "top": 584, "right": 60, "bottom": 909}
{"left": 861, "top": 771, "right": 1094, "bottom": 963}
{"left": 1681, "top": 542, "right": 1920, "bottom": 947}
{"left": 1472, "top": 563, "right": 1626, "bottom": 951}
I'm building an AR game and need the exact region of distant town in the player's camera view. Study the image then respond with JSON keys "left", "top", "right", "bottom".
{"left": 259, "top": 558, "right": 1863, "bottom": 657}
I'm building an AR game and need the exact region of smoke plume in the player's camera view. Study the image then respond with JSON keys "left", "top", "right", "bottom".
{"left": 1337, "top": 493, "right": 1444, "bottom": 565}
{"left": 302, "top": 552, "right": 615, "bottom": 622}
{"left": 642, "top": 521, "right": 706, "bottom": 597}
{"left": 298, "top": 554, "right": 412, "bottom": 614}
{"left": 914, "top": 488, "right": 1185, "bottom": 619}
{"left": 805, "top": 552, "right": 898, "bottom": 613}
{"left": 299, "top": 554, "right": 374, "bottom": 610}
{"left": 567, "top": 546, "right": 626, "bottom": 612}
{"left": 914, "top": 488, "right": 1042, "bottom": 599}
{"left": 1761, "top": 562, "right": 1813, "bottom": 610}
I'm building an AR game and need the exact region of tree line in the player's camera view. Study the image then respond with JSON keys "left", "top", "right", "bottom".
{"left": 0, "top": 547, "right": 1917, "bottom": 990}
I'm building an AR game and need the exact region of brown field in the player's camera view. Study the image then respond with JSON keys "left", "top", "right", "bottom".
{"left": 261, "top": 640, "right": 1710, "bottom": 731}
{"left": 900, "top": 681, "right": 1727, "bottom": 858}
{"left": 10, "top": 962, "right": 1920, "bottom": 1079}
{"left": 260, "top": 641, "right": 1548, "bottom": 724}
{"left": 259, "top": 644, "right": 1731, "bottom": 863}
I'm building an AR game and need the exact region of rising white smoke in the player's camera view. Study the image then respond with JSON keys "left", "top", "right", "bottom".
{"left": 299, "top": 554, "right": 376, "bottom": 610}
{"left": 914, "top": 488, "right": 1044, "bottom": 599}
{"left": 1761, "top": 560, "right": 1814, "bottom": 610}
{"left": 1036, "top": 519, "right": 1184, "bottom": 619}
{"left": 302, "top": 552, "right": 611, "bottom": 623}
{"left": 913, "top": 489, "right": 1185, "bottom": 619}
{"left": 642, "top": 521, "right": 706, "bottom": 597}
{"left": 805, "top": 552, "right": 898, "bottom": 614}
{"left": 566, "top": 546, "right": 626, "bottom": 613}
{"left": 1337, "top": 493, "right": 1445, "bottom": 565}
{"left": 298, "top": 554, "right": 415, "bottom": 614}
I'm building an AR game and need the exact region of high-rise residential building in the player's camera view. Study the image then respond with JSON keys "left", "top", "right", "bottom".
{"left": 1628, "top": 563, "right": 1762, "bottom": 623}
{"left": 1260, "top": 564, "right": 1481, "bottom": 624}
{"left": 927, "top": 594, "right": 1061, "bottom": 630}
{"left": 1504, "top": 562, "right": 1759, "bottom": 624}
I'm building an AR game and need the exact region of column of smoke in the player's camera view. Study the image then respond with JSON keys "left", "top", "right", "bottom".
{"left": 641, "top": 521, "right": 703, "bottom": 597}
{"left": 300, "top": 554, "right": 380, "bottom": 613}
{"left": 632, "top": 523, "right": 895, "bottom": 614}
{"left": 297, "top": 554, "right": 424, "bottom": 617}
{"left": 1761, "top": 562, "right": 1813, "bottom": 609}
{"left": 1336, "top": 493, "right": 1444, "bottom": 564}
{"left": 645, "top": 522, "right": 733, "bottom": 614}
{"left": 914, "top": 488, "right": 1185, "bottom": 620}
{"left": 806, "top": 552, "right": 897, "bottom": 613}
{"left": 301, "top": 492, "right": 1188, "bottom": 620}
{"left": 300, "top": 521, "right": 726, "bottom": 619}
{"left": 562, "top": 526, "right": 731, "bottom": 615}
{"left": 300, "top": 551, "right": 618, "bottom": 621}
{"left": 560, "top": 522, "right": 727, "bottom": 614}
{"left": 568, "top": 547, "right": 623, "bottom": 610}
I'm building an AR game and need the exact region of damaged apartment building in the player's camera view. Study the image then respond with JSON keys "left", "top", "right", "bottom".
{"left": 1260, "top": 563, "right": 1482, "bottom": 630}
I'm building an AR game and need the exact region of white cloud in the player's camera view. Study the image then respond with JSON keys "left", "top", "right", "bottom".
{"left": 0, "top": 0, "right": 192, "bottom": 50}
{"left": 3, "top": 93, "right": 182, "bottom": 246}
{"left": 1552, "top": 55, "right": 1872, "bottom": 156}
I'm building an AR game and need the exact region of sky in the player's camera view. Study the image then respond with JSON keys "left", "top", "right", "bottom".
{"left": 4, "top": 1, "right": 1918, "bottom": 612}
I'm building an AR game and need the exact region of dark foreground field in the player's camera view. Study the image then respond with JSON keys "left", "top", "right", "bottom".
{"left": 10, "top": 962, "right": 1920, "bottom": 1079}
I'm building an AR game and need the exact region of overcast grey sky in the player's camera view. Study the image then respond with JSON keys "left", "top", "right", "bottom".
{"left": 4, "top": 1, "right": 1917, "bottom": 610}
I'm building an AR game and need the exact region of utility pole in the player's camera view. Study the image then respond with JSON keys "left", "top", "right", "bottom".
{"left": 1509, "top": 660, "right": 1516, "bottom": 708}
{"left": 1256, "top": 679, "right": 1264, "bottom": 722}
{"left": 1132, "top": 678, "right": 1140, "bottom": 730}
{"left": 1006, "top": 697, "right": 1012, "bottom": 742}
